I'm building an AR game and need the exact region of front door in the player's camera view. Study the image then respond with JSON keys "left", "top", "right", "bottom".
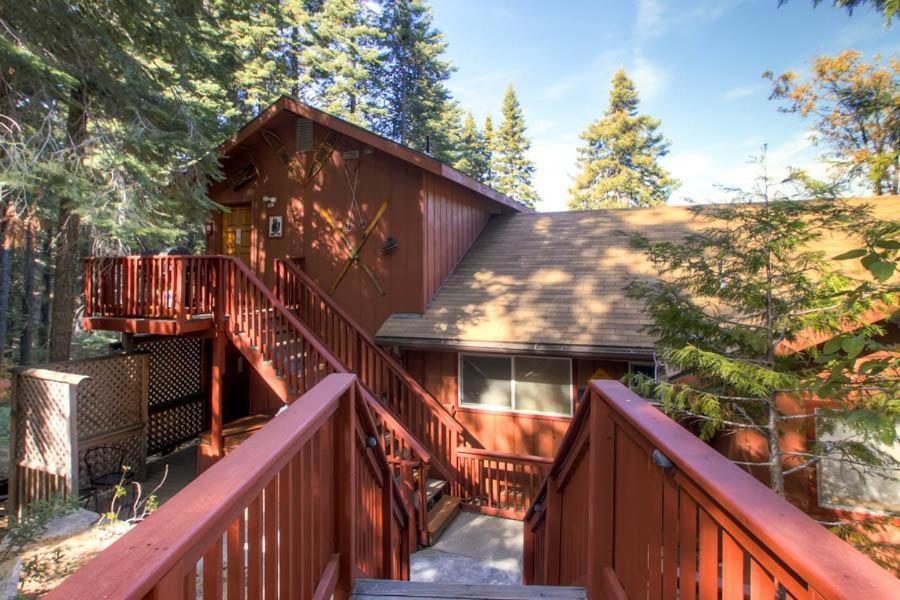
{"left": 222, "top": 205, "right": 252, "bottom": 265}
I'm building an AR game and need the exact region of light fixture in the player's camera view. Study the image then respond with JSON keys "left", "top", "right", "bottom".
{"left": 204, "top": 221, "right": 214, "bottom": 236}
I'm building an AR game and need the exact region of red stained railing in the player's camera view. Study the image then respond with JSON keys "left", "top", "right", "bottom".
{"left": 84, "top": 256, "right": 217, "bottom": 321}
{"left": 83, "top": 255, "right": 436, "bottom": 544}
{"left": 456, "top": 447, "right": 552, "bottom": 519}
{"left": 524, "top": 380, "right": 899, "bottom": 600}
{"left": 274, "top": 258, "right": 481, "bottom": 479}
{"left": 47, "top": 374, "right": 412, "bottom": 600}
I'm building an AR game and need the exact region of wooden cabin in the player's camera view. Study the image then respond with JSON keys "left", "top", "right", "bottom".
{"left": 70, "top": 98, "right": 900, "bottom": 598}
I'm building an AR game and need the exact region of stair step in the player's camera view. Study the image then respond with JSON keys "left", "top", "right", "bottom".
{"left": 352, "top": 579, "right": 587, "bottom": 599}
{"left": 426, "top": 495, "right": 461, "bottom": 545}
{"left": 425, "top": 478, "right": 447, "bottom": 506}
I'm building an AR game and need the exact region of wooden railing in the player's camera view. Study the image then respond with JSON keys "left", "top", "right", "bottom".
{"left": 82, "top": 255, "right": 437, "bottom": 544}
{"left": 84, "top": 256, "right": 216, "bottom": 321}
{"left": 456, "top": 447, "right": 552, "bottom": 519}
{"left": 48, "top": 374, "right": 412, "bottom": 600}
{"left": 524, "top": 380, "right": 899, "bottom": 600}
{"left": 274, "top": 258, "right": 481, "bottom": 478}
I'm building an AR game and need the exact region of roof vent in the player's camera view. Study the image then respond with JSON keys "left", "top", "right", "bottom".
{"left": 296, "top": 118, "right": 314, "bottom": 152}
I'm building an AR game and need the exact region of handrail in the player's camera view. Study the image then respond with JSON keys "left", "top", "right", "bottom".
{"left": 274, "top": 258, "right": 482, "bottom": 467}
{"left": 524, "top": 380, "right": 899, "bottom": 600}
{"left": 277, "top": 257, "right": 478, "bottom": 445}
{"left": 456, "top": 446, "right": 554, "bottom": 466}
{"left": 457, "top": 446, "right": 552, "bottom": 519}
{"left": 47, "top": 374, "right": 412, "bottom": 599}
{"left": 82, "top": 254, "right": 438, "bottom": 544}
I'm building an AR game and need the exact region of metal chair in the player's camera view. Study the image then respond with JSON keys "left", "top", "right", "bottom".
{"left": 81, "top": 446, "right": 133, "bottom": 512}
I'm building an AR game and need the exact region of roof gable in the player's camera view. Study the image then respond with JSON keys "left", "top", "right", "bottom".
{"left": 218, "top": 96, "right": 531, "bottom": 214}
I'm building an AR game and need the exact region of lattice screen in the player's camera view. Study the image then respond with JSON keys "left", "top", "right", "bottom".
{"left": 9, "top": 353, "right": 149, "bottom": 517}
{"left": 134, "top": 336, "right": 204, "bottom": 455}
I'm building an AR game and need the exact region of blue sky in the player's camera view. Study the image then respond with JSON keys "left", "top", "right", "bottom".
{"left": 429, "top": 0, "right": 898, "bottom": 211}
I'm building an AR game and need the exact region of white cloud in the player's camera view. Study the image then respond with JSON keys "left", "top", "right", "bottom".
{"left": 636, "top": 0, "right": 742, "bottom": 41}
{"left": 631, "top": 55, "right": 669, "bottom": 102}
{"left": 531, "top": 139, "right": 578, "bottom": 212}
{"left": 722, "top": 84, "right": 765, "bottom": 102}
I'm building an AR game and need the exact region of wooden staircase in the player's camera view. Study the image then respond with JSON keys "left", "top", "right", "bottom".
{"left": 351, "top": 580, "right": 586, "bottom": 599}
{"left": 274, "top": 258, "right": 483, "bottom": 543}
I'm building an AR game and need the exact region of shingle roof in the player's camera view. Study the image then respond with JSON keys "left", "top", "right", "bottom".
{"left": 375, "top": 197, "right": 899, "bottom": 355}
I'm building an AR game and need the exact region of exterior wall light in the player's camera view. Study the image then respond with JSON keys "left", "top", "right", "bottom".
{"left": 651, "top": 448, "right": 675, "bottom": 470}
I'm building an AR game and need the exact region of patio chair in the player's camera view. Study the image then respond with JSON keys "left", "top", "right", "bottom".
{"left": 81, "top": 446, "right": 133, "bottom": 512}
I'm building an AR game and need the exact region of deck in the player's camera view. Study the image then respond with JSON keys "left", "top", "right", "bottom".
{"left": 351, "top": 580, "right": 586, "bottom": 599}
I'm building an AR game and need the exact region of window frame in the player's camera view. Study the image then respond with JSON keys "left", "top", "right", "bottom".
{"left": 457, "top": 352, "right": 574, "bottom": 418}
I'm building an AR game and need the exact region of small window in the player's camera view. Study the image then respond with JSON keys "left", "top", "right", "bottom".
{"left": 460, "top": 354, "right": 512, "bottom": 409}
{"left": 459, "top": 354, "right": 573, "bottom": 416}
{"left": 629, "top": 362, "right": 656, "bottom": 380}
{"left": 514, "top": 356, "right": 571, "bottom": 415}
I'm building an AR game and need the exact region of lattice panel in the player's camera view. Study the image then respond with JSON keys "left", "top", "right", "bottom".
{"left": 135, "top": 336, "right": 204, "bottom": 455}
{"left": 14, "top": 377, "right": 72, "bottom": 474}
{"left": 52, "top": 355, "right": 146, "bottom": 441}
{"left": 147, "top": 399, "right": 203, "bottom": 455}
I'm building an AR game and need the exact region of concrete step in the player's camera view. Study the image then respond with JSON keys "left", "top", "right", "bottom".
{"left": 352, "top": 579, "right": 586, "bottom": 599}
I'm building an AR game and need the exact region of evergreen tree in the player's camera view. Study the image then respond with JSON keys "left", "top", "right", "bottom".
{"left": 0, "top": 0, "right": 237, "bottom": 359}
{"left": 482, "top": 114, "right": 495, "bottom": 185}
{"left": 377, "top": 0, "right": 454, "bottom": 153}
{"left": 492, "top": 84, "right": 540, "bottom": 209}
{"left": 626, "top": 160, "right": 898, "bottom": 540}
{"left": 299, "top": 0, "right": 384, "bottom": 125}
{"left": 569, "top": 69, "right": 677, "bottom": 209}
{"left": 453, "top": 111, "right": 489, "bottom": 181}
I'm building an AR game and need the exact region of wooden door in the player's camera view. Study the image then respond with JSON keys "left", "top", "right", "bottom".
{"left": 222, "top": 205, "right": 251, "bottom": 265}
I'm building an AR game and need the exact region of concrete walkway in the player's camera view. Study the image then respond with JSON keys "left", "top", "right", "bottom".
{"left": 411, "top": 511, "right": 523, "bottom": 585}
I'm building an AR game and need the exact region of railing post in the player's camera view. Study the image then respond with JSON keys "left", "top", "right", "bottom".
{"left": 382, "top": 462, "right": 394, "bottom": 579}
{"left": 334, "top": 381, "right": 358, "bottom": 600}
{"left": 587, "top": 388, "right": 615, "bottom": 599}
{"left": 544, "top": 473, "right": 562, "bottom": 585}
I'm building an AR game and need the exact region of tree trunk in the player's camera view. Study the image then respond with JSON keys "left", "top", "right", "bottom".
{"left": 19, "top": 207, "right": 37, "bottom": 364}
{"left": 0, "top": 201, "right": 14, "bottom": 362}
{"left": 48, "top": 88, "right": 87, "bottom": 362}
{"left": 37, "top": 226, "right": 52, "bottom": 360}
{"left": 767, "top": 396, "right": 785, "bottom": 496}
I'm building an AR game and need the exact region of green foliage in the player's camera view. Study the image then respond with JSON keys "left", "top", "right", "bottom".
{"left": 780, "top": 0, "right": 899, "bottom": 24}
{"left": 299, "top": 0, "right": 385, "bottom": 125}
{"left": 569, "top": 69, "right": 678, "bottom": 209}
{"left": 491, "top": 84, "right": 540, "bottom": 209}
{"left": 453, "top": 111, "right": 490, "bottom": 181}
{"left": 765, "top": 51, "right": 899, "bottom": 195}
{"left": 376, "top": 0, "right": 454, "bottom": 154}
{"left": 627, "top": 155, "right": 898, "bottom": 499}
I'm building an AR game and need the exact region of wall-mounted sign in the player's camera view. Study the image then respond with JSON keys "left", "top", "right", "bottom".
{"left": 268, "top": 215, "right": 283, "bottom": 238}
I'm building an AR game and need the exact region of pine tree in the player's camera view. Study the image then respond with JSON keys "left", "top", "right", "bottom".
{"left": 626, "top": 159, "right": 898, "bottom": 521}
{"left": 492, "top": 84, "right": 540, "bottom": 209}
{"left": 377, "top": 0, "right": 454, "bottom": 153}
{"left": 299, "top": 0, "right": 385, "bottom": 125}
{"left": 453, "top": 111, "right": 489, "bottom": 181}
{"left": 482, "top": 115, "right": 495, "bottom": 185}
{"left": 0, "top": 0, "right": 238, "bottom": 359}
{"left": 569, "top": 69, "right": 677, "bottom": 209}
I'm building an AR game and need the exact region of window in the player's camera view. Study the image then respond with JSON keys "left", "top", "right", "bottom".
{"left": 629, "top": 361, "right": 656, "bottom": 380}
{"left": 459, "top": 354, "right": 573, "bottom": 416}
{"left": 817, "top": 413, "right": 900, "bottom": 515}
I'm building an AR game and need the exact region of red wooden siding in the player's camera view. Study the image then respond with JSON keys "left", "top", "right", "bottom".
{"left": 209, "top": 113, "right": 425, "bottom": 336}
{"left": 403, "top": 349, "right": 629, "bottom": 457}
{"left": 421, "top": 171, "right": 493, "bottom": 307}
